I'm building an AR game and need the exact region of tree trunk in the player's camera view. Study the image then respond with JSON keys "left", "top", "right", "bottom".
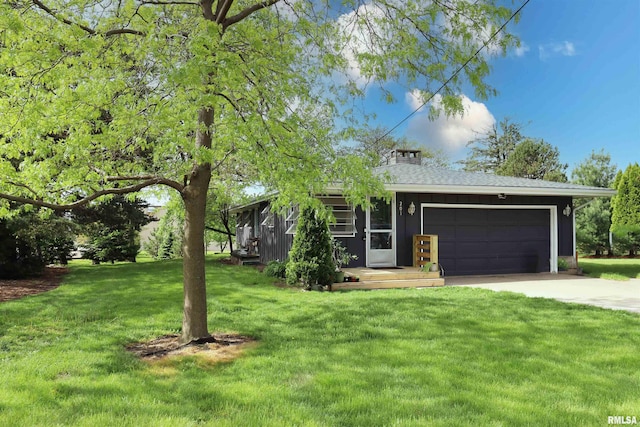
{"left": 221, "top": 208, "right": 234, "bottom": 254}
{"left": 180, "top": 107, "right": 213, "bottom": 343}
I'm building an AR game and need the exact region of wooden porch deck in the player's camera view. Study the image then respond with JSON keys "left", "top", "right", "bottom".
{"left": 331, "top": 267, "right": 444, "bottom": 291}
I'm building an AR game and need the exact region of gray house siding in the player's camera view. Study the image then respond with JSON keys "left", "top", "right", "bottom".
{"left": 257, "top": 202, "right": 293, "bottom": 264}
{"left": 334, "top": 205, "right": 366, "bottom": 268}
{"left": 237, "top": 192, "right": 575, "bottom": 275}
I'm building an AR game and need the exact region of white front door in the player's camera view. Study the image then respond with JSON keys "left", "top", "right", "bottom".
{"left": 366, "top": 196, "right": 396, "bottom": 267}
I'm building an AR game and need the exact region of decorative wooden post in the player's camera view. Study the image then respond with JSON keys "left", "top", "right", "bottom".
{"left": 413, "top": 235, "right": 438, "bottom": 268}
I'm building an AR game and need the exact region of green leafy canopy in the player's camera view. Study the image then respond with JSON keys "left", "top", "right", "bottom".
{"left": 0, "top": 0, "right": 519, "bottom": 210}
{"left": 0, "top": 0, "right": 520, "bottom": 341}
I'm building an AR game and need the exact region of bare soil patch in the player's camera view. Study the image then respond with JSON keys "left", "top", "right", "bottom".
{"left": 126, "top": 333, "right": 257, "bottom": 363}
{"left": 0, "top": 266, "right": 68, "bottom": 302}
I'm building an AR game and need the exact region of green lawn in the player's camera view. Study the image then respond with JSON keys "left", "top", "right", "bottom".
{"left": 1, "top": 256, "right": 638, "bottom": 426}
{"left": 579, "top": 258, "right": 640, "bottom": 280}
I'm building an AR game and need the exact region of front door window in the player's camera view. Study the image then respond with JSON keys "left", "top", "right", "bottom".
{"left": 367, "top": 197, "right": 395, "bottom": 266}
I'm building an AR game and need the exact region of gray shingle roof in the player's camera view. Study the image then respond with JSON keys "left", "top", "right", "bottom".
{"left": 374, "top": 163, "right": 615, "bottom": 197}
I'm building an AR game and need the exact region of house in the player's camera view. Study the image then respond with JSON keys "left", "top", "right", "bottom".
{"left": 231, "top": 149, "right": 615, "bottom": 276}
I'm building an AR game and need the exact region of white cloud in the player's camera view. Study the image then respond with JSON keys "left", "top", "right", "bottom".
{"left": 405, "top": 89, "right": 427, "bottom": 111}
{"left": 514, "top": 42, "right": 530, "bottom": 57}
{"left": 334, "top": 3, "right": 389, "bottom": 88}
{"left": 539, "top": 41, "right": 577, "bottom": 60}
{"left": 404, "top": 93, "right": 495, "bottom": 158}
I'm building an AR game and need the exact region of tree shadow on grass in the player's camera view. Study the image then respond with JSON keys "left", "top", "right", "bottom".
{"left": 2, "top": 261, "right": 639, "bottom": 425}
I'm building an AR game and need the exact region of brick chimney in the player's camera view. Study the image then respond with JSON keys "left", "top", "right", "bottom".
{"left": 388, "top": 149, "right": 422, "bottom": 165}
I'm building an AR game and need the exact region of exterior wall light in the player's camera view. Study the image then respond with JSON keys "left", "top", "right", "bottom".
{"left": 498, "top": 193, "right": 507, "bottom": 200}
{"left": 398, "top": 200, "right": 403, "bottom": 216}
{"left": 563, "top": 204, "right": 572, "bottom": 217}
{"left": 407, "top": 202, "right": 416, "bottom": 216}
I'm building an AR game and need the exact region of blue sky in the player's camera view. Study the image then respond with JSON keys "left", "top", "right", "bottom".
{"left": 357, "top": 0, "right": 640, "bottom": 176}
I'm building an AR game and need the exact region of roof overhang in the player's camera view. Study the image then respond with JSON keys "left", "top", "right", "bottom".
{"left": 231, "top": 182, "right": 615, "bottom": 212}
{"left": 382, "top": 184, "right": 616, "bottom": 198}
{"left": 229, "top": 195, "right": 272, "bottom": 214}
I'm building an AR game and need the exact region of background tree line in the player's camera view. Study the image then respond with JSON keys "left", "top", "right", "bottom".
{"left": 0, "top": 196, "right": 152, "bottom": 279}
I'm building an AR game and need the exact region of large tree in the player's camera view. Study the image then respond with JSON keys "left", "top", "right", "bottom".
{"left": 497, "top": 138, "right": 568, "bottom": 182}
{"left": 611, "top": 163, "right": 640, "bottom": 256}
{"left": 461, "top": 117, "right": 568, "bottom": 183}
{"left": 571, "top": 150, "right": 617, "bottom": 256}
{"left": 460, "top": 117, "right": 523, "bottom": 173}
{"left": 0, "top": 1, "right": 519, "bottom": 342}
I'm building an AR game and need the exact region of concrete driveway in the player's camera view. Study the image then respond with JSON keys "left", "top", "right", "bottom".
{"left": 447, "top": 273, "right": 640, "bottom": 314}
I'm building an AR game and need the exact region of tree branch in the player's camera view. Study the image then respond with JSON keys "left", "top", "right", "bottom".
{"left": 140, "top": 0, "right": 199, "bottom": 5}
{"left": 31, "top": 0, "right": 146, "bottom": 37}
{"left": 215, "top": 0, "right": 235, "bottom": 24}
{"left": 0, "top": 178, "right": 181, "bottom": 211}
{"left": 105, "top": 28, "right": 146, "bottom": 37}
{"left": 223, "top": 0, "right": 280, "bottom": 29}
{"left": 200, "top": 0, "right": 215, "bottom": 20}
{"left": 214, "top": 92, "right": 247, "bottom": 123}
{"left": 205, "top": 225, "right": 235, "bottom": 236}
{"left": 6, "top": 181, "right": 40, "bottom": 198}
{"left": 32, "top": 0, "right": 96, "bottom": 35}
{"left": 106, "top": 175, "right": 185, "bottom": 192}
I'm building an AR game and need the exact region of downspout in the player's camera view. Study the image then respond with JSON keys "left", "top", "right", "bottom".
{"left": 572, "top": 198, "right": 598, "bottom": 257}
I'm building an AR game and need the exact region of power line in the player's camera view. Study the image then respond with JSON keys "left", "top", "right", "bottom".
{"left": 377, "top": 0, "right": 531, "bottom": 142}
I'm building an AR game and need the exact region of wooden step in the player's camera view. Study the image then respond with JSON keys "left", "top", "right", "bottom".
{"left": 331, "top": 278, "right": 445, "bottom": 291}
{"left": 343, "top": 268, "right": 439, "bottom": 282}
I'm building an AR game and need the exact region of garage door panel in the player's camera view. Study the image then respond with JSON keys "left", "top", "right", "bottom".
{"left": 490, "top": 226, "right": 519, "bottom": 240}
{"left": 521, "top": 241, "right": 547, "bottom": 252}
{"left": 455, "top": 257, "right": 490, "bottom": 275}
{"left": 438, "top": 241, "right": 456, "bottom": 255}
{"left": 456, "top": 241, "right": 489, "bottom": 255}
{"left": 435, "top": 226, "right": 457, "bottom": 240}
{"left": 428, "top": 209, "right": 455, "bottom": 224}
{"left": 423, "top": 207, "right": 551, "bottom": 276}
{"left": 490, "top": 241, "right": 525, "bottom": 255}
{"left": 489, "top": 210, "right": 515, "bottom": 224}
{"left": 492, "top": 232, "right": 543, "bottom": 243}
{"left": 488, "top": 255, "right": 539, "bottom": 273}
{"left": 456, "top": 209, "right": 485, "bottom": 223}
{"left": 456, "top": 226, "right": 488, "bottom": 241}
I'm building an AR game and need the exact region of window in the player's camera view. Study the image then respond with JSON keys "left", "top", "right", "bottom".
{"left": 236, "top": 210, "right": 254, "bottom": 248}
{"left": 285, "top": 196, "right": 357, "bottom": 237}
{"left": 320, "top": 196, "right": 357, "bottom": 237}
{"left": 284, "top": 207, "right": 299, "bottom": 235}
{"left": 260, "top": 205, "right": 275, "bottom": 228}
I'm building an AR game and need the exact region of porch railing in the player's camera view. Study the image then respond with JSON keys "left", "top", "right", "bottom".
{"left": 413, "top": 234, "right": 438, "bottom": 268}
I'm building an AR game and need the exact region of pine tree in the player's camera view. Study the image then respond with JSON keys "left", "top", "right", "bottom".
{"left": 286, "top": 207, "right": 334, "bottom": 289}
{"left": 611, "top": 164, "right": 640, "bottom": 256}
{"left": 572, "top": 150, "right": 617, "bottom": 255}
{"left": 161, "top": 232, "right": 175, "bottom": 260}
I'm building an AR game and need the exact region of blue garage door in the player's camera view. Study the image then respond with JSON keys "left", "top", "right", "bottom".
{"left": 423, "top": 207, "right": 551, "bottom": 276}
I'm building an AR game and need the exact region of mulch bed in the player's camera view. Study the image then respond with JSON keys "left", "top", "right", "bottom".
{"left": 126, "top": 333, "right": 256, "bottom": 361}
{"left": 0, "top": 266, "right": 68, "bottom": 302}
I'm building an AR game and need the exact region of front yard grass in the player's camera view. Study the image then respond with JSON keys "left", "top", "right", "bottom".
{"left": 579, "top": 257, "right": 640, "bottom": 280}
{"left": 0, "top": 255, "right": 638, "bottom": 426}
